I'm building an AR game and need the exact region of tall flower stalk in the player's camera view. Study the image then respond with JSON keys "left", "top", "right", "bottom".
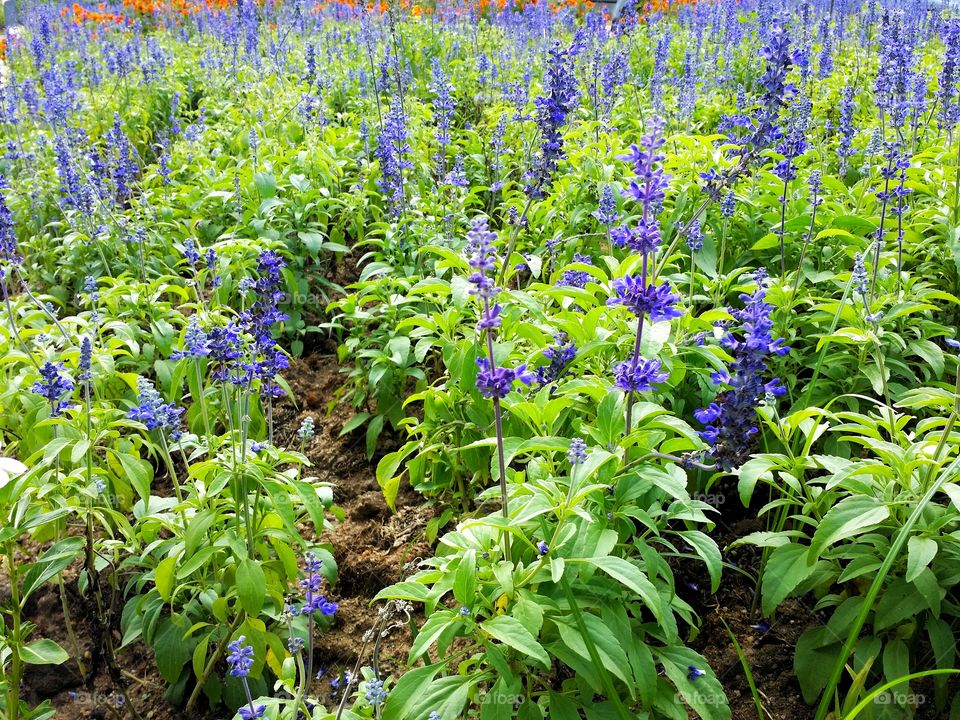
{"left": 227, "top": 636, "right": 266, "bottom": 720}
{"left": 694, "top": 269, "right": 789, "bottom": 470}
{"left": 869, "top": 141, "right": 906, "bottom": 301}
{"left": 129, "top": 376, "right": 185, "bottom": 519}
{"left": 0, "top": 182, "right": 40, "bottom": 373}
{"left": 607, "top": 122, "right": 681, "bottom": 431}
{"left": 465, "top": 217, "right": 533, "bottom": 556}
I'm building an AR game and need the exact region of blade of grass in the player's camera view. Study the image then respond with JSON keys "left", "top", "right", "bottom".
{"left": 719, "top": 618, "right": 766, "bottom": 720}
{"left": 843, "top": 669, "right": 960, "bottom": 720}
{"left": 559, "top": 574, "right": 632, "bottom": 720}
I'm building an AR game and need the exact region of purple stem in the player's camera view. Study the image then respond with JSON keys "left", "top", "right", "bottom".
{"left": 241, "top": 676, "right": 258, "bottom": 718}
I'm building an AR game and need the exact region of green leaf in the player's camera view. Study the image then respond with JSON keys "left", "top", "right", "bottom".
{"left": 816, "top": 326, "right": 872, "bottom": 351}
{"left": 657, "top": 645, "right": 731, "bottom": 720}
{"left": 71, "top": 439, "right": 91, "bottom": 465}
{"left": 193, "top": 632, "right": 211, "bottom": 680}
{"left": 340, "top": 412, "right": 371, "bottom": 436}
{"left": 366, "top": 414, "right": 385, "bottom": 459}
{"left": 254, "top": 172, "right": 277, "bottom": 198}
{"left": 116, "top": 452, "right": 153, "bottom": 504}
{"left": 680, "top": 531, "right": 723, "bottom": 593}
{"left": 373, "top": 581, "right": 432, "bottom": 604}
{"left": 298, "top": 231, "right": 326, "bottom": 254}
{"left": 480, "top": 677, "right": 519, "bottom": 720}
{"left": 20, "top": 638, "right": 69, "bottom": 666}
{"left": 906, "top": 536, "right": 938, "bottom": 583}
{"left": 20, "top": 537, "right": 85, "bottom": 602}
{"left": 236, "top": 559, "right": 266, "bottom": 616}
{"left": 815, "top": 228, "right": 859, "bottom": 241}
{"left": 737, "top": 456, "right": 779, "bottom": 506}
{"left": 795, "top": 627, "right": 839, "bottom": 704}
{"left": 409, "top": 611, "right": 458, "bottom": 663}
{"left": 908, "top": 340, "right": 945, "bottom": 378}
{"left": 153, "top": 616, "right": 193, "bottom": 684}
{"left": 808, "top": 496, "right": 890, "bottom": 558}
{"left": 155, "top": 555, "right": 178, "bottom": 603}
{"left": 291, "top": 478, "right": 327, "bottom": 534}
{"left": 875, "top": 577, "right": 930, "bottom": 632}
{"left": 830, "top": 214, "right": 876, "bottom": 236}
{"left": 401, "top": 674, "right": 481, "bottom": 720}
{"left": 382, "top": 662, "right": 444, "bottom": 720}
{"left": 185, "top": 510, "right": 217, "bottom": 557}
{"left": 481, "top": 615, "right": 550, "bottom": 670}
{"left": 761, "top": 543, "right": 817, "bottom": 616}
{"left": 554, "top": 615, "right": 631, "bottom": 687}
{"left": 387, "top": 336, "right": 411, "bottom": 366}
{"left": 454, "top": 550, "right": 477, "bottom": 607}
{"left": 376, "top": 442, "right": 415, "bottom": 514}
{"left": 582, "top": 556, "right": 661, "bottom": 622}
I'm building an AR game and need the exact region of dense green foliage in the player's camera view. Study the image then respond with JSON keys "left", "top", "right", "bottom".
{"left": 1, "top": 0, "right": 960, "bottom": 719}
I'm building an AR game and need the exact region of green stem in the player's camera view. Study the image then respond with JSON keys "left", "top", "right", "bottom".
{"left": 795, "top": 274, "right": 854, "bottom": 418}
{"left": 286, "top": 652, "right": 309, "bottom": 720}
{"left": 777, "top": 176, "right": 788, "bottom": 276}
{"left": 158, "top": 434, "right": 187, "bottom": 527}
{"left": 185, "top": 613, "right": 245, "bottom": 712}
{"left": 952, "top": 131, "right": 960, "bottom": 224}
{"left": 6, "top": 544, "right": 22, "bottom": 720}
{"left": 194, "top": 360, "right": 213, "bottom": 453}
{"left": 1, "top": 271, "right": 40, "bottom": 372}
{"left": 57, "top": 575, "right": 87, "bottom": 680}
{"left": 559, "top": 574, "right": 631, "bottom": 720}
{"left": 495, "top": 196, "right": 534, "bottom": 288}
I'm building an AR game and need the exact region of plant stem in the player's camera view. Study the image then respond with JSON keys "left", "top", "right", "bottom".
{"left": 495, "top": 196, "right": 534, "bottom": 288}
{"left": 1, "top": 271, "right": 40, "bottom": 372}
{"left": 195, "top": 360, "right": 214, "bottom": 453}
{"left": 306, "top": 612, "right": 315, "bottom": 687}
{"left": 559, "top": 575, "right": 631, "bottom": 720}
{"left": 158, "top": 434, "right": 187, "bottom": 527}
{"left": 481, "top": 307, "right": 511, "bottom": 558}
{"left": 953, "top": 131, "right": 960, "bottom": 224}
{"left": 784, "top": 193, "right": 820, "bottom": 327}
{"left": 186, "top": 614, "right": 245, "bottom": 711}
{"left": 813, "top": 452, "right": 960, "bottom": 720}
{"left": 624, "top": 253, "right": 649, "bottom": 432}
{"left": 869, "top": 155, "right": 893, "bottom": 304}
{"left": 13, "top": 267, "right": 70, "bottom": 341}
{"left": 778, "top": 176, "right": 789, "bottom": 276}
{"left": 6, "top": 545, "right": 23, "bottom": 720}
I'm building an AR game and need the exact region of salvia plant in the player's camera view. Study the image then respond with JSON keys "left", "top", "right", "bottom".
{"left": 2, "top": 1, "right": 960, "bottom": 720}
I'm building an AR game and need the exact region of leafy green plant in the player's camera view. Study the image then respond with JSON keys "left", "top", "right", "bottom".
{"left": 0, "top": 457, "right": 83, "bottom": 720}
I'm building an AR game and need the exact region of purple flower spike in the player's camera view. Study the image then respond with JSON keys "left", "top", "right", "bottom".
{"left": 613, "top": 358, "right": 669, "bottom": 393}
